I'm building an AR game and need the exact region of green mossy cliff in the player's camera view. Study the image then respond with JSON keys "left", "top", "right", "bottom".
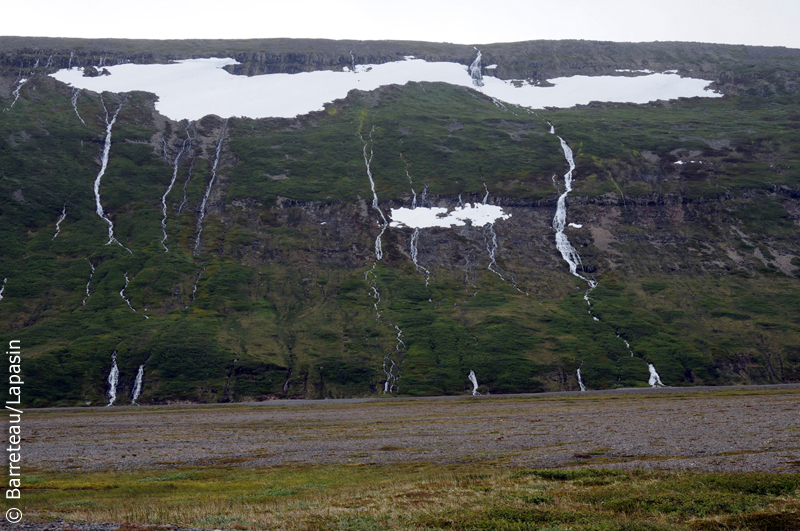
{"left": 1, "top": 39, "right": 800, "bottom": 406}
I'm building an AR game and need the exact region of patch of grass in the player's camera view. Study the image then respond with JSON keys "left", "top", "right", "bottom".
{"left": 20, "top": 465, "right": 800, "bottom": 530}
{"left": 138, "top": 472, "right": 199, "bottom": 482}
{"left": 54, "top": 500, "right": 96, "bottom": 507}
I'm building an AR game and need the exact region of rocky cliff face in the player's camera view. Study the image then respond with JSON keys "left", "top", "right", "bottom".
{"left": 3, "top": 37, "right": 800, "bottom": 96}
{"left": 1, "top": 38, "right": 799, "bottom": 406}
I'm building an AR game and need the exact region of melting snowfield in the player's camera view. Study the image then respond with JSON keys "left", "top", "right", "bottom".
{"left": 51, "top": 57, "right": 720, "bottom": 121}
{"left": 390, "top": 203, "right": 510, "bottom": 229}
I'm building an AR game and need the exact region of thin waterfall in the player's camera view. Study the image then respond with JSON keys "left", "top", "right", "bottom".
{"left": 194, "top": 119, "right": 227, "bottom": 252}
{"left": 94, "top": 95, "right": 130, "bottom": 253}
{"left": 2, "top": 78, "right": 27, "bottom": 113}
{"left": 648, "top": 364, "right": 665, "bottom": 387}
{"left": 469, "top": 50, "right": 484, "bottom": 88}
{"left": 107, "top": 352, "right": 119, "bottom": 406}
{"left": 549, "top": 124, "right": 597, "bottom": 311}
{"left": 120, "top": 273, "right": 136, "bottom": 313}
{"left": 82, "top": 260, "right": 95, "bottom": 306}
{"left": 468, "top": 370, "right": 480, "bottom": 396}
{"left": 70, "top": 88, "right": 86, "bottom": 125}
{"left": 52, "top": 204, "right": 67, "bottom": 240}
{"left": 161, "top": 138, "right": 188, "bottom": 251}
{"left": 577, "top": 367, "right": 586, "bottom": 392}
{"left": 131, "top": 364, "right": 145, "bottom": 404}
{"left": 177, "top": 125, "right": 196, "bottom": 214}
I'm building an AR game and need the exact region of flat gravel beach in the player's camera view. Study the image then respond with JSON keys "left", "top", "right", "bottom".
{"left": 24, "top": 384, "right": 800, "bottom": 473}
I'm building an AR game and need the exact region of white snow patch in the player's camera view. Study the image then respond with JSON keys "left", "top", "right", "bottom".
{"left": 485, "top": 64, "right": 498, "bottom": 69}
{"left": 389, "top": 204, "right": 510, "bottom": 229}
{"left": 568, "top": 223, "right": 583, "bottom": 228}
{"left": 51, "top": 58, "right": 721, "bottom": 121}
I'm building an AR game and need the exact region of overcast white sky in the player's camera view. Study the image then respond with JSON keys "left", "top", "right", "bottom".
{"left": 2, "top": 0, "right": 799, "bottom": 49}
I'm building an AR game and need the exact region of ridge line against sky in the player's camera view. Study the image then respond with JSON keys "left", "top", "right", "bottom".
{"left": 1, "top": 0, "right": 799, "bottom": 49}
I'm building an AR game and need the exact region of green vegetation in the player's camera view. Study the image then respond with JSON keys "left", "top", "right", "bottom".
{"left": 20, "top": 465, "right": 800, "bottom": 530}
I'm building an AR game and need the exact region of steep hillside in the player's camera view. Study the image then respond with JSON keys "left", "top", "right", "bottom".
{"left": 1, "top": 38, "right": 799, "bottom": 406}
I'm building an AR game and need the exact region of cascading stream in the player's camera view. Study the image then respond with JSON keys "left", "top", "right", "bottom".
{"left": 461, "top": 95, "right": 526, "bottom": 295}
{"left": 361, "top": 127, "right": 388, "bottom": 261}
{"left": 577, "top": 367, "right": 587, "bottom": 392}
{"left": 177, "top": 126, "right": 196, "bottom": 215}
{"left": 358, "top": 124, "right": 406, "bottom": 393}
{"left": 131, "top": 364, "right": 145, "bottom": 404}
{"left": 194, "top": 119, "right": 227, "bottom": 252}
{"left": 420, "top": 184, "right": 429, "bottom": 208}
{"left": 648, "top": 364, "right": 665, "bottom": 387}
{"left": 94, "top": 95, "right": 130, "bottom": 253}
{"left": 70, "top": 88, "right": 86, "bottom": 125}
{"left": 120, "top": 273, "right": 135, "bottom": 312}
{"left": 83, "top": 259, "right": 95, "bottom": 306}
{"left": 402, "top": 157, "right": 417, "bottom": 209}
{"left": 2, "top": 78, "right": 27, "bottom": 113}
{"left": 481, "top": 186, "right": 527, "bottom": 295}
{"left": 401, "top": 156, "right": 431, "bottom": 286}
{"left": 550, "top": 125, "right": 597, "bottom": 297}
{"left": 462, "top": 250, "right": 478, "bottom": 292}
{"left": 359, "top": 125, "right": 389, "bottom": 319}
{"left": 409, "top": 229, "right": 431, "bottom": 287}
{"left": 483, "top": 223, "right": 505, "bottom": 280}
{"left": 469, "top": 49, "right": 484, "bottom": 88}
{"left": 468, "top": 370, "right": 480, "bottom": 396}
{"left": 548, "top": 122, "right": 645, "bottom": 381}
{"left": 107, "top": 352, "right": 119, "bottom": 406}
{"left": 119, "top": 273, "right": 148, "bottom": 318}
{"left": 160, "top": 138, "right": 188, "bottom": 251}
{"left": 619, "top": 336, "right": 634, "bottom": 357}
{"left": 191, "top": 266, "right": 207, "bottom": 304}
{"left": 383, "top": 359, "right": 399, "bottom": 394}
{"left": 0, "top": 278, "right": 6, "bottom": 302}
{"left": 383, "top": 325, "right": 406, "bottom": 394}
{"left": 52, "top": 204, "right": 67, "bottom": 240}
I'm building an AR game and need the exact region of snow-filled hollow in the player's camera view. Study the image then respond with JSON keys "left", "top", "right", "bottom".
{"left": 50, "top": 58, "right": 721, "bottom": 121}
{"left": 390, "top": 204, "right": 510, "bottom": 229}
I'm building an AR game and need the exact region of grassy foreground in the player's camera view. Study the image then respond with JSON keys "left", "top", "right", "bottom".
{"left": 21, "top": 464, "right": 800, "bottom": 530}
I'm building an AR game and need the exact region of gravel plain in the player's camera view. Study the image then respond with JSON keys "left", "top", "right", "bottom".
{"left": 21, "top": 384, "right": 800, "bottom": 474}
